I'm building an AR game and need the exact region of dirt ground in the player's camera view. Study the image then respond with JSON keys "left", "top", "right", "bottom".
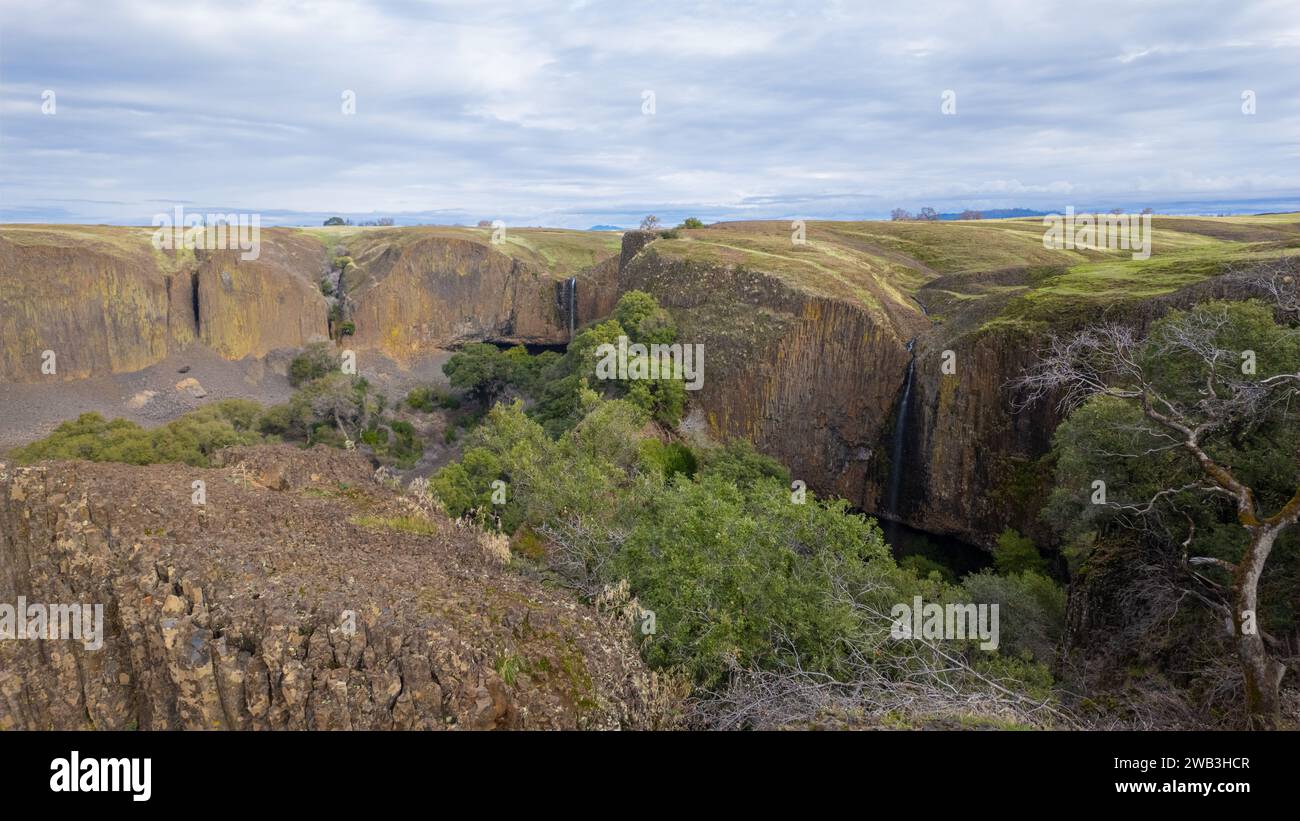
{"left": 0, "top": 345, "right": 454, "bottom": 455}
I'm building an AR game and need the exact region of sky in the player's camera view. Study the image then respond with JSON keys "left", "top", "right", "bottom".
{"left": 0, "top": 0, "right": 1297, "bottom": 228}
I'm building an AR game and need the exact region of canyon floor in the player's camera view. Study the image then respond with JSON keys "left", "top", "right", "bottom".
{"left": 0, "top": 345, "right": 453, "bottom": 454}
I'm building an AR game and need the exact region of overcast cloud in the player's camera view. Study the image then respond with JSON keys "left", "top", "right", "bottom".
{"left": 1, "top": 0, "right": 1297, "bottom": 227}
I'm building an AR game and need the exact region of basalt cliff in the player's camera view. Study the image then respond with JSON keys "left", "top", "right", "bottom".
{"left": 3, "top": 217, "right": 1297, "bottom": 548}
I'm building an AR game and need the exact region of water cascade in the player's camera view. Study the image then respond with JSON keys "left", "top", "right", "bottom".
{"left": 885, "top": 338, "right": 916, "bottom": 522}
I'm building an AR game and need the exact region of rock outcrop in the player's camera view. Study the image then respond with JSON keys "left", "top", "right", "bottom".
{"left": 0, "top": 225, "right": 621, "bottom": 382}
{"left": 618, "top": 243, "right": 926, "bottom": 510}
{"left": 191, "top": 232, "right": 330, "bottom": 360}
{"left": 0, "top": 227, "right": 193, "bottom": 381}
{"left": 0, "top": 446, "right": 663, "bottom": 729}
{"left": 346, "top": 234, "right": 563, "bottom": 357}
{"left": 607, "top": 221, "right": 1297, "bottom": 547}
{"left": 343, "top": 228, "right": 620, "bottom": 360}
{"left": 0, "top": 227, "right": 328, "bottom": 383}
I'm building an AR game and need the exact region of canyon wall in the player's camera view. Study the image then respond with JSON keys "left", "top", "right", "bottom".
{"left": 0, "top": 228, "right": 192, "bottom": 381}
{"left": 0, "top": 226, "right": 617, "bottom": 383}
{"left": 617, "top": 242, "right": 928, "bottom": 510}
{"left": 0, "top": 227, "right": 328, "bottom": 383}
{"left": 346, "top": 234, "right": 569, "bottom": 359}
{"left": 611, "top": 233, "right": 1245, "bottom": 548}
{"left": 192, "top": 232, "right": 331, "bottom": 360}
{"left": 613, "top": 231, "right": 1278, "bottom": 547}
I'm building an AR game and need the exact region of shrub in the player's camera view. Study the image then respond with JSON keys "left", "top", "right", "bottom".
{"left": 288, "top": 342, "right": 339, "bottom": 387}
{"left": 638, "top": 439, "right": 697, "bottom": 479}
{"left": 993, "top": 528, "right": 1046, "bottom": 575}
{"left": 900, "top": 554, "right": 957, "bottom": 584}
{"left": 13, "top": 403, "right": 263, "bottom": 468}
{"left": 696, "top": 438, "right": 790, "bottom": 486}
{"left": 406, "top": 387, "right": 436, "bottom": 412}
{"left": 960, "top": 570, "right": 1065, "bottom": 664}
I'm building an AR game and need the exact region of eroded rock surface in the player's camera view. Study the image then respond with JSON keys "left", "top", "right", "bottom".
{"left": 0, "top": 446, "right": 659, "bottom": 730}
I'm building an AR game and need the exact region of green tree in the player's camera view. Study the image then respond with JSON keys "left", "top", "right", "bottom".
{"left": 288, "top": 342, "right": 339, "bottom": 387}
{"left": 993, "top": 528, "right": 1046, "bottom": 575}
{"left": 1020, "top": 298, "right": 1300, "bottom": 729}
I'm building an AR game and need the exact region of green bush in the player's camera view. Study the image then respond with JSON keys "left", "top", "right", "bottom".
{"left": 638, "top": 439, "right": 697, "bottom": 479}
{"left": 288, "top": 342, "right": 339, "bottom": 387}
{"left": 14, "top": 401, "right": 264, "bottom": 468}
{"left": 900, "top": 554, "right": 957, "bottom": 584}
{"left": 993, "top": 528, "right": 1046, "bottom": 575}
{"left": 696, "top": 438, "right": 790, "bottom": 486}
{"left": 428, "top": 397, "right": 928, "bottom": 687}
{"left": 960, "top": 570, "right": 1065, "bottom": 664}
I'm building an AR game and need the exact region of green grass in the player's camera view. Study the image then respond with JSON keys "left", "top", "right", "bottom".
{"left": 312, "top": 225, "right": 621, "bottom": 283}
{"left": 350, "top": 515, "right": 440, "bottom": 535}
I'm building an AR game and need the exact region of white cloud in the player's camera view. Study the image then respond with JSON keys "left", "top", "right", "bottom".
{"left": 1, "top": 0, "right": 1297, "bottom": 226}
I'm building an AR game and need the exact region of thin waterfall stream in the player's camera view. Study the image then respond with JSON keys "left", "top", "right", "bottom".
{"left": 885, "top": 337, "right": 916, "bottom": 521}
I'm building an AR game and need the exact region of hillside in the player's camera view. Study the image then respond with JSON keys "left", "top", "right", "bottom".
{"left": 4, "top": 215, "right": 1296, "bottom": 550}
{"left": 0, "top": 444, "right": 665, "bottom": 729}
{"left": 618, "top": 214, "right": 1300, "bottom": 544}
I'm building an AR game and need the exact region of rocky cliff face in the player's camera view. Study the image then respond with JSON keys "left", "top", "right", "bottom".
{"left": 346, "top": 234, "right": 565, "bottom": 358}
{"left": 192, "top": 232, "right": 330, "bottom": 360}
{"left": 609, "top": 227, "right": 1282, "bottom": 548}
{"left": 618, "top": 240, "right": 928, "bottom": 510}
{"left": 341, "top": 228, "right": 621, "bottom": 361}
{"left": 0, "top": 225, "right": 620, "bottom": 382}
{"left": 0, "top": 446, "right": 662, "bottom": 730}
{"left": 0, "top": 227, "right": 192, "bottom": 382}
{"left": 0, "top": 227, "right": 328, "bottom": 383}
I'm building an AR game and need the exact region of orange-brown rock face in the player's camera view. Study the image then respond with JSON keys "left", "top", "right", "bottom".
{"left": 347, "top": 235, "right": 562, "bottom": 357}
{"left": 0, "top": 227, "right": 329, "bottom": 382}
{"left": 342, "top": 229, "right": 619, "bottom": 361}
{"left": 0, "top": 227, "right": 193, "bottom": 381}
{"left": 618, "top": 243, "right": 927, "bottom": 511}
{"left": 192, "top": 231, "right": 331, "bottom": 359}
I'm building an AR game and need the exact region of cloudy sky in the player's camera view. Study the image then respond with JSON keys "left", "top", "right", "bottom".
{"left": 1, "top": 0, "right": 1297, "bottom": 228}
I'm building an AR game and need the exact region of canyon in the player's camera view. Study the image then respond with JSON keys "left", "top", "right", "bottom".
{"left": 3, "top": 216, "right": 1298, "bottom": 548}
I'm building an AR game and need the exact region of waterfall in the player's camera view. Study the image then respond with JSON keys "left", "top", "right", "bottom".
{"left": 885, "top": 338, "right": 916, "bottom": 521}
{"left": 567, "top": 276, "right": 576, "bottom": 337}
{"left": 555, "top": 277, "right": 578, "bottom": 339}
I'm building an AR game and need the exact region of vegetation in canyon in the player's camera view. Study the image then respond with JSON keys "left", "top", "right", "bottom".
{"left": 5, "top": 218, "right": 1298, "bottom": 729}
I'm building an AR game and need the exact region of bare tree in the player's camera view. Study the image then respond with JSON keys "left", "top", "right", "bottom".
{"left": 1013, "top": 266, "right": 1300, "bottom": 728}
{"left": 639, "top": 215, "right": 661, "bottom": 231}
{"left": 890, "top": 208, "right": 912, "bottom": 221}
{"left": 1229, "top": 256, "right": 1300, "bottom": 325}
{"left": 916, "top": 206, "right": 939, "bottom": 221}
{"left": 308, "top": 372, "right": 364, "bottom": 444}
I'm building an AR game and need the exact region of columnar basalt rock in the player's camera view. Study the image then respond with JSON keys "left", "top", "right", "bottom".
{"left": 0, "top": 227, "right": 328, "bottom": 382}
{"left": 616, "top": 242, "right": 927, "bottom": 515}
{"left": 0, "top": 448, "right": 661, "bottom": 730}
